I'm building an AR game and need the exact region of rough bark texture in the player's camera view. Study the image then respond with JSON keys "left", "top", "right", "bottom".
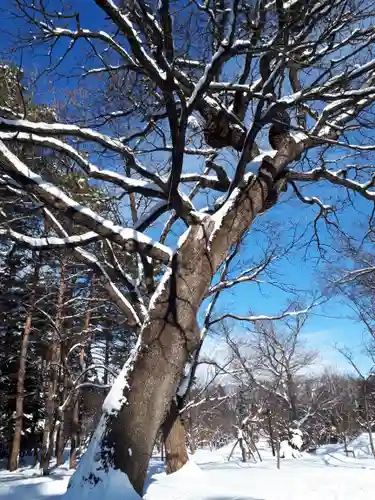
{"left": 8, "top": 255, "right": 40, "bottom": 471}
{"left": 161, "top": 400, "right": 189, "bottom": 474}
{"left": 72, "top": 139, "right": 305, "bottom": 495}
{"left": 103, "top": 225, "right": 210, "bottom": 495}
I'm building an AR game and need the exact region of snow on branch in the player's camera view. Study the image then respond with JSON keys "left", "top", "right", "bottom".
{"left": 288, "top": 167, "right": 375, "bottom": 202}
{"left": 0, "top": 227, "right": 100, "bottom": 250}
{"left": 59, "top": 364, "right": 117, "bottom": 413}
{"left": 41, "top": 25, "right": 138, "bottom": 67}
{"left": 93, "top": 0, "right": 167, "bottom": 83}
{"left": 180, "top": 394, "right": 231, "bottom": 415}
{"left": 206, "top": 255, "right": 276, "bottom": 296}
{"left": 0, "top": 132, "right": 166, "bottom": 197}
{"left": 0, "top": 140, "right": 172, "bottom": 263}
{"left": 43, "top": 209, "right": 143, "bottom": 326}
{"left": 209, "top": 303, "right": 318, "bottom": 327}
{"left": 0, "top": 117, "right": 163, "bottom": 185}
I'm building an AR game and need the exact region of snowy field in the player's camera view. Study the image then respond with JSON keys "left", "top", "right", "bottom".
{"left": 1, "top": 434, "right": 375, "bottom": 500}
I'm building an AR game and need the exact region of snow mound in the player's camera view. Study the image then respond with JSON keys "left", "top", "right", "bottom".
{"left": 280, "top": 440, "right": 302, "bottom": 459}
{"left": 315, "top": 433, "right": 375, "bottom": 460}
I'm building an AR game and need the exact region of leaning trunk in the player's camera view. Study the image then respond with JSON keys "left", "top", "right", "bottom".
{"left": 8, "top": 254, "right": 40, "bottom": 471}
{"left": 64, "top": 139, "right": 304, "bottom": 498}
{"left": 161, "top": 400, "right": 189, "bottom": 474}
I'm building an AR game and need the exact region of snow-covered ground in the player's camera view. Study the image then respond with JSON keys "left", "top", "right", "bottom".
{"left": 1, "top": 434, "right": 375, "bottom": 500}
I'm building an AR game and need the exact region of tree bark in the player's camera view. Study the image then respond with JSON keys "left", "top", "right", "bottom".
{"left": 188, "top": 412, "right": 196, "bottom": 455}
{"left": 363, "top": 390, "right": 375, "bottom": 457}
{"left": 69, "top": 289, "right": 94, "bottom": 470}
{"left": 65, "top": 139, "right": 304, "bottom": 497}
{"left": 69, "top": 397, "right": 80, "bottom": 470}
{"left": 239, "top": 434, "right": 247, "bottom": 463}
{"left": 267, "top": 410, "right": 275, "bottom": 457}
{"left": 40, "top": 258, "right": 66, "bottom": 475}
{"left": 161, "top": 400, "right": 189, "bottom": 474}
{"left": 287, "top": 372, "right": 298, "bottom": 422}
{"left": 276, "top": 435, "right": 281, "bottom": 469}
{"left": 8, "top": 253, "right": 40, "bottom": 472}
{"left": 56, "top": 372, "right": 69, "bottom": 466}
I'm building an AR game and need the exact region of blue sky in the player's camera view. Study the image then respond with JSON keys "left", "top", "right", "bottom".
{"left": 1, "top": 0, "right": 374, "bottom": 376}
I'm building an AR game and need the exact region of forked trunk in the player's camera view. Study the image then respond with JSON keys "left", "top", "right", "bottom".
{"left": 161, "top": 400, "right": 189, "bottom": 474}
{"left": 64, "top": 139, "right": 303, "bottom": 498}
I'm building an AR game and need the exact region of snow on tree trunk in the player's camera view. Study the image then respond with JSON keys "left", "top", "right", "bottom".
{"left": 161, "top": 399, "right": 189, "bottom": 474}
{"left": 64, "top": 139, "right": 303, "bottom": 497}
{"left": 64, "top": 341, "right": 144, "bottom": 500}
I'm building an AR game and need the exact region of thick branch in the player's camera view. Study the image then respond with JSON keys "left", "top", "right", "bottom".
{"left": 0, "top": 140, "right": 172, "bottom": 263}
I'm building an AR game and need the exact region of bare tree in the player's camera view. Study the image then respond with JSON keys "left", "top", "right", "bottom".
{"left": 226, "top": 315, "right": 318, "bottom": 422}
{"left": 335, "top": 347, "right": 375, "bottom": 457}
{"left": 1, "top": 0, "right": 375, "bottom": 496}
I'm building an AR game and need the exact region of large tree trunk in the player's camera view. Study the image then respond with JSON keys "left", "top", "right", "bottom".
{"left": 8, "top": 254, "right": 40, "bottom": 471}
{"left": 161, "top": 400, "right": 189, "bottom": 474}
{"left": 64, "top": 140, "right": 303, "bottom": 499}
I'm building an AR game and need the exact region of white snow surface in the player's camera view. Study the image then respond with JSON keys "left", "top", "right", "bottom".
{"left": 1, "top": 434, "right": 375, "bottom": 500}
